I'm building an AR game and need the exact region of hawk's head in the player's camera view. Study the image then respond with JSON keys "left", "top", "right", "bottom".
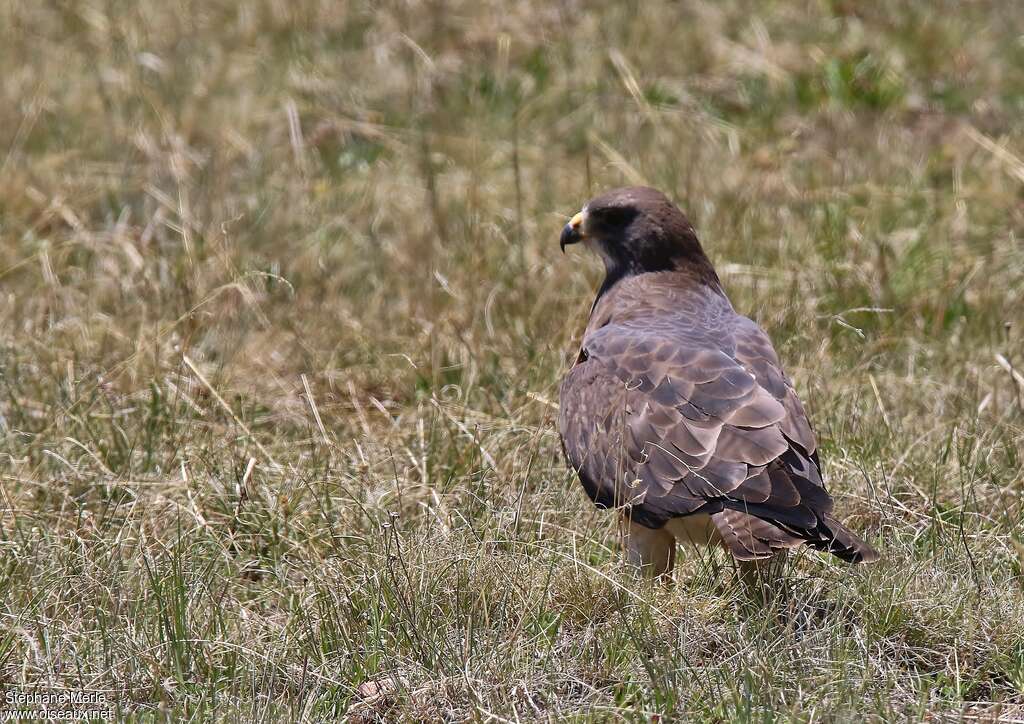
{"left": 560, "top": 186, "right": 718, "bottom": 286}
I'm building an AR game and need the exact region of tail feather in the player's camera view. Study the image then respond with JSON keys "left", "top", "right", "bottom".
{"left": 713, "top": 508, "right": 880, "bottom": 564}
{"left": 814, "top": 515, "right": 879, "bottom": 563}
{"left": 711, "top": 509, "right": 804, "bottom": 561}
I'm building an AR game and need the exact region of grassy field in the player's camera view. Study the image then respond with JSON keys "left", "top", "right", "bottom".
{"left": 2, "top": 0, "right": 1024, "bottom": 720}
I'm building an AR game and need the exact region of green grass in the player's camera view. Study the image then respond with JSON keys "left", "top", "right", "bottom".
{"left": 2, "top": 0, "right": 1024, "bottom": 720}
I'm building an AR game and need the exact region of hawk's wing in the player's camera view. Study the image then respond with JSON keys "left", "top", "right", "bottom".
{"left": 558, "top": 302, "right": 876, "bottom": 562}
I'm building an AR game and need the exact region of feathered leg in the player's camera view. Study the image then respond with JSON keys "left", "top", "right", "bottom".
{"left": 737, "top": 554, "right": 786, "bottom": 599}
{"left": 622, "top": 516, "right": 676, "bottom": 579}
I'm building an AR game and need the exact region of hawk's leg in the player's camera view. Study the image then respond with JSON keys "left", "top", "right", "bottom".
{"left": 737, "top": 554, "right": 787, "bottom": 602}
{"left": 622, "top": 516, "right": 676, "bottom": 578}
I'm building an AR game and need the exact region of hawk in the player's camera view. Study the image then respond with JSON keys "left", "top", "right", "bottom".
{"left": 558, "top": 187, "right": 878, "bottom": 577}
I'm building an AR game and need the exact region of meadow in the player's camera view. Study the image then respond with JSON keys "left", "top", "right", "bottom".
{"left": 2, "top": 0, "right": 1024, "bottom": 720}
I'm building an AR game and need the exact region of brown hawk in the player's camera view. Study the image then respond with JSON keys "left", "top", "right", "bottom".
{"left": 558, "top": 186, "right": 878, "bottom": 577}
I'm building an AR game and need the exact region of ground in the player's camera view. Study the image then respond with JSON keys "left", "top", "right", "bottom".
{"left": 2, "top": 1, "right": 1024, "bottom": 721}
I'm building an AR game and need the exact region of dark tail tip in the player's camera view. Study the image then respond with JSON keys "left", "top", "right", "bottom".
{"left": 819, "top": 516, "right": 880, "bottom": 564}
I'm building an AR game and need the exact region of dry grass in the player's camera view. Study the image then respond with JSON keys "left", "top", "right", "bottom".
{"left": 2, "top": 0, "right": 1024, "bottom": 720}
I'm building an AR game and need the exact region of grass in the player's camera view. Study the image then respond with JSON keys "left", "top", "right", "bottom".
{"left": 2, "top": 0, "right": 1024, "bottom": 720}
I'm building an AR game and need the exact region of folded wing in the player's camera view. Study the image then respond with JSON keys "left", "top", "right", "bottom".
{"left": 559, "top": 306, "right": 876, "bottom": 563}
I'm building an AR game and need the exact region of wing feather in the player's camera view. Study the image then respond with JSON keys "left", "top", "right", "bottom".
{"left": 558, "top": 278, "right": 877, "bottom": 561}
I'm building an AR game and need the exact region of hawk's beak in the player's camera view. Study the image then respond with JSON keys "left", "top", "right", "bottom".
{"left": 559, "top": 211, "right": 585, "bottom": 253}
